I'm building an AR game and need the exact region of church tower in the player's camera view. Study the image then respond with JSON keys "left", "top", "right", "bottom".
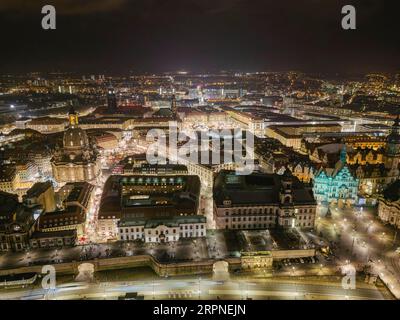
{"left": 385, "top": 115, "right": 400, "bottom": 171}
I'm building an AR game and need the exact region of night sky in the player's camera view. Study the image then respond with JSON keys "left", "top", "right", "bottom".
{"left": 0, "top": 0, "right": 399, "bottom": 74}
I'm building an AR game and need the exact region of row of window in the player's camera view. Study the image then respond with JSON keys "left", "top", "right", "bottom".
{"left": 223, "top": 207, "right": 314, "bottom": 215}
{"left": 119, "top": 231, "right": 205, "bottom": 241}
{"left": 230, "top": 223, "right": 274, "bottom": 229}
{"left": 226, "top": 216, "right": 274, "bottom": 222}
{"left": 43, "top": 221, "right": 78, "bottom": 228}
{"left": 226, "top": 221, "right": 314, "bottom": 229}
{"left": 297, "top": 215, "right": 313, "bottom": 220}
{"left": 120, "top": 224, "right": 205, "bottom": 236}
{"left": 297, "top": 222, "right": 313, "bottom": 227}
{"left": 31, "top": 238, "right": 72, "bottom": 247}
{"left": 45, "top": 217, "right": 77, "bottom": 223}
{"left": 224, "top": 208, "right": 278, "bottom": 215}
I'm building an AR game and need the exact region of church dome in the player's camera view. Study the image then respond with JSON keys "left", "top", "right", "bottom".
{"left": 63, "top": 127, "right": 89, "bottom": 149}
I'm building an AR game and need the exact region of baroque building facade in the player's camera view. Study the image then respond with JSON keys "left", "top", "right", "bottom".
{"left": 51, "top": 107, "right": 101, "bottom": 184}
{"left": 353, "top": 116, "right": 400, "bottom": 196}
{"left": 213, "top": 170, "right": 317, "bottom": 230}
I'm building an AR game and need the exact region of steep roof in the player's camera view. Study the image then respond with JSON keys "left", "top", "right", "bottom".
{"left": 213, "top": 170, "right": 315, "bottom": 207}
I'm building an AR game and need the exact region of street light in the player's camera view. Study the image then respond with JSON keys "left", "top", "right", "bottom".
{"left": 351, "top": 230, "right": 356, "bottom": 256}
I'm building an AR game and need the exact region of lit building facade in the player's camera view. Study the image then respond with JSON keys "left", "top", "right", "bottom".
{"left": 213, "top": 170, "right": 317, "bottom": 230}
{"left": 0, "top": 192, "right": 37, "bottom": 252}
{"left": 313, "top": 148, "right": 359, "bottom": 206}
{"left": 98, "top": 174, "right": 201, "bottom": 239}
{"left": 378, "top": 180, "right": 400, "bottom": 229}
{"left": 353, "top": 117, "right": 400, "bottom": 196}
{"left": 118, "top": 216, "right": 206, "bottom": 243}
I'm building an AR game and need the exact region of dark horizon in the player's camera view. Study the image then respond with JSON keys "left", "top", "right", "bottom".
{"left": 0, "top": 0, "right": 400, "bottom": 74}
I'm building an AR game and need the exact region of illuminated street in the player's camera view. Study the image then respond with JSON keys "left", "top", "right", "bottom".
{"left": 315, "top": 205, "right": 400, "bottom": 299}
{"left": 0, "top": 273, "right": 391, "bottom": 300}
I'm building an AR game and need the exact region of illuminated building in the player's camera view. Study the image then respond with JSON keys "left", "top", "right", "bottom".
{"left": 0, "top": 192, "right": 36, "bottom": 252}
{"left": 171, "top": 94, "right": 178, "bottom": 119}
{"left": 384, "top": 115, "right": 400, "bottom": 174}
{"left": 29, "top": 230, "right": 76, "bottom": 249}
{"left": 313, "top": 147, "right": 359, "bottom": 207}
{"left": 213, "top": 170, "right": 317, "bottom": 230}
{"left": 0, "top": 166, "right": 17, "bottom": 194}
{"left": 26, "top": 117, "right": 67, "bottom": 133}
{"left": 0, "top": 132, "right": 25, "bottom": 147}
{"left": 92, "top": 132, "right": 118, "bottom": 151}
{"left": 118, "top": 215, "right": 206, "bottom": 243}
{"left": 14, "top": 160, "right": 38, "bottom": 190}
{"left": 51, "top": 107, "right": 101, "bottom": 184}
{"left": 23, "top": 181, "right": 56, "bottom": 213}
{"left": 99, "top": 175, "right": 201, "bottom": 239}
{"left": 353, "top": 117, "right": 400, "bottom": 196}
{"left": 37, "top": 182, "right": 94, "bottom": 236}
{"left": 265, "top": 124, "right": 342, "bottom": 150}
{"left": 378, "top": 180, "right": 400, "bottom": 229}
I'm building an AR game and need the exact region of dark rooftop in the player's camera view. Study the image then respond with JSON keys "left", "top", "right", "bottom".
{"left": 214, "top": 170, "right": 316, "bottom": 206}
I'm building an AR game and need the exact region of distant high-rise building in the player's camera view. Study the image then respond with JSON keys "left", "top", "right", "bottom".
{"left": 107, "top": 86, "right": 118, "bottom": 113}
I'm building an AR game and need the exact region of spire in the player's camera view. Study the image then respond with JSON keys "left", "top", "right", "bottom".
{"left": 340, "top": 145, "right": 347, "bottom": 163}
{"left": 68, "top": 105, "right": 78, "bottom": 127}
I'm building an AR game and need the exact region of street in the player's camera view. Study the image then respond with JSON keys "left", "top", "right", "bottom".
{"left": 0, "top": 274, "right": 390, "bottom": 300}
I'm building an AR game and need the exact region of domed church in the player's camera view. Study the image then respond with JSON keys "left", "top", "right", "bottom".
{"left": 51, "top": 107, "right": 101, "bottom": 184}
